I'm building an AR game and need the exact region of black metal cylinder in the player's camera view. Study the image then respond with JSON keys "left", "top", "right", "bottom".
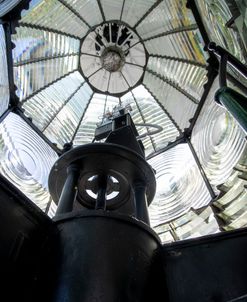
{"left": 51, "top": 211, "right": 161, "bottom": 302}
{"left": 133, "top": 182, "right": 150, "bottom": 225}
{"left": 56, "top": 164, "right": 79, "bottom": 215}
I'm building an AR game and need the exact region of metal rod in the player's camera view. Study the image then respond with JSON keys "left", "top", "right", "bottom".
{"left": 57, "top": 0, "right": 91, "bottom": 29}
{"left": 128, "top": 88, "right": 157, "bottom": 152}
{"left": 19, "top": 22, "right": 80, "bottom": 39}
{"left": 146, "top": 136, "right": 185, "bottom": 160}
{"left": 42, "top": 81, "right": 85, "bottom": 132}
{"left": 149, "top": 54, "right": 207, "bottom": 68}
{"left": 15, "top": 108, "right": 61, "bottom": 155}
{"left": 133, "top": 0, "right": 163, "bottom": 29}
{"left": 97, "top": 0, "right": 106, "bottom": 22}
{"left": 187, "top": 139, "right": 216, "bottom": 199}
{"left": 143, "top": 24, "right": 198, "bottom": 43}
{"left": 70, "top": 93, "right": 94, "bottom": 143}
{"left": 188, "top": 63, "right": 218, "bottom": 133}
{"left": 133, "top": 182, "right": 150, "bottom": 225}
{"left": 56, "top": 164, "right": 80, "bottom": 215}
{"left": 21, "top": 69, "right": 77, "bottom": 105}
{"left": 120, "top": 0, "right": 125, "bottom": 21}
{"left": 95, "top": 174, "right": 108, "bottom": 210}
{"left": 143, "top": 83, "right": 182, "bottom": 133}
{"left": 13, "top": 53, "right": 79, "bottom": 67}
{"left": 219, "top": 53, "right": 228, "bottom": 88}
{"left": 3, "top": 21, "right": 19, "bottom": 107}
{"left": 208, "top": 42, "right": 247, "bottom": 81}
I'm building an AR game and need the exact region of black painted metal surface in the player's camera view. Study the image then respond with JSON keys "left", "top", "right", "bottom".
{"left": 0, "top": 175, "right": 53, "bottom": 302}
{"left": 51, "top": 211, "right": 162, "bottom": 302}
{"left": 162, "top": 229, "right": 247, "bottom": 302}
{"left": 49, "top": 143, "right": 156, "bottom": 214}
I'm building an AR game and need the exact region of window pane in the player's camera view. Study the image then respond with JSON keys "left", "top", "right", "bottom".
{"left": 73, "top": 93, "right": 108, "bottom": 145}
{"left": 23, "top": 71, "right": 85, "bottom": 131}
{"left": 213, "top": 146, "right": 247, "bottom": 231}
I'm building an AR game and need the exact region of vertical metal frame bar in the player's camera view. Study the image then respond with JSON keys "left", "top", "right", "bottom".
{"left": 2, "top": 21, "right": 19, "bottom": 107}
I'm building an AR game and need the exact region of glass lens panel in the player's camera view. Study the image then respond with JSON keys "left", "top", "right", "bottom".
{"left": 195, "top": 0, "right": 247, "bottom": 65}
{"left": 73, "top": 93, "right": 108, "bottom": 145}
{"left": 23, "top": 71, "right": 85, "bottom": 131}
{"left": 101, "top": 0, "right": 124, "bottom": 21}
{"left": 12, "top": 26, "right": 80, "bottom": 64}
{"left": 14, "top": 55, "right": 78, "bottom": 101}
{"left": 147, "top": 56, "right": 208, "bottom": 100}
{"left": 131, "top": 85, "right": 180, "bottom": 153}
{"left": 0, "top": 112, "right": 58, "bottom": 211}
{"left": 155, "top": 207, "right": 220, "bottom": 244}
{"left": 143, "top": 71, "right": 197, "bottom": 131}
{"left": 121, "top": 90, "right": 155, "bottom": 156}
{"left": 0, "top": 0, "right": 22, "bottom": 17}
{"left": 148, "top": 143, "right": 212, "bottom": 227}
{"left": 136, "top": 0, "right": 195, "bottom": 39}
{"left": 121, "top": 0, "right": 156, "bottom": 27}
{"left": 213, "top": 146, "right": 247, "bottom": 231}
{"left": 65, "top": 0, "right": 103, "bottom": 26}
{"left": 44, "top": 82, "right": 93, "bottom": 148}
{"left": 144, "top": 29, "right": 207, "bottom": 64}
{"left": 0, "top": 25, "right": 9, "bottom": 117}
{"left": 21, "top": 0, "right": 89, "bottom": 38}
{"left": 191, "top": 78, "right": 247, "bottom": 193}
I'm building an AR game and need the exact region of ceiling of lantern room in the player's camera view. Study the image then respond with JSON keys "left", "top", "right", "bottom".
{"left": 12, "top": 0, "right": 209, "bottom": 153}
{"left": 0, "top": 0, "right": 246, "bottom": 242}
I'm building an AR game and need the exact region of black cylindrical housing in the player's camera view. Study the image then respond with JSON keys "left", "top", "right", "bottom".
{"left": 51, "top": 211, "right": 161, "bottom": 302}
